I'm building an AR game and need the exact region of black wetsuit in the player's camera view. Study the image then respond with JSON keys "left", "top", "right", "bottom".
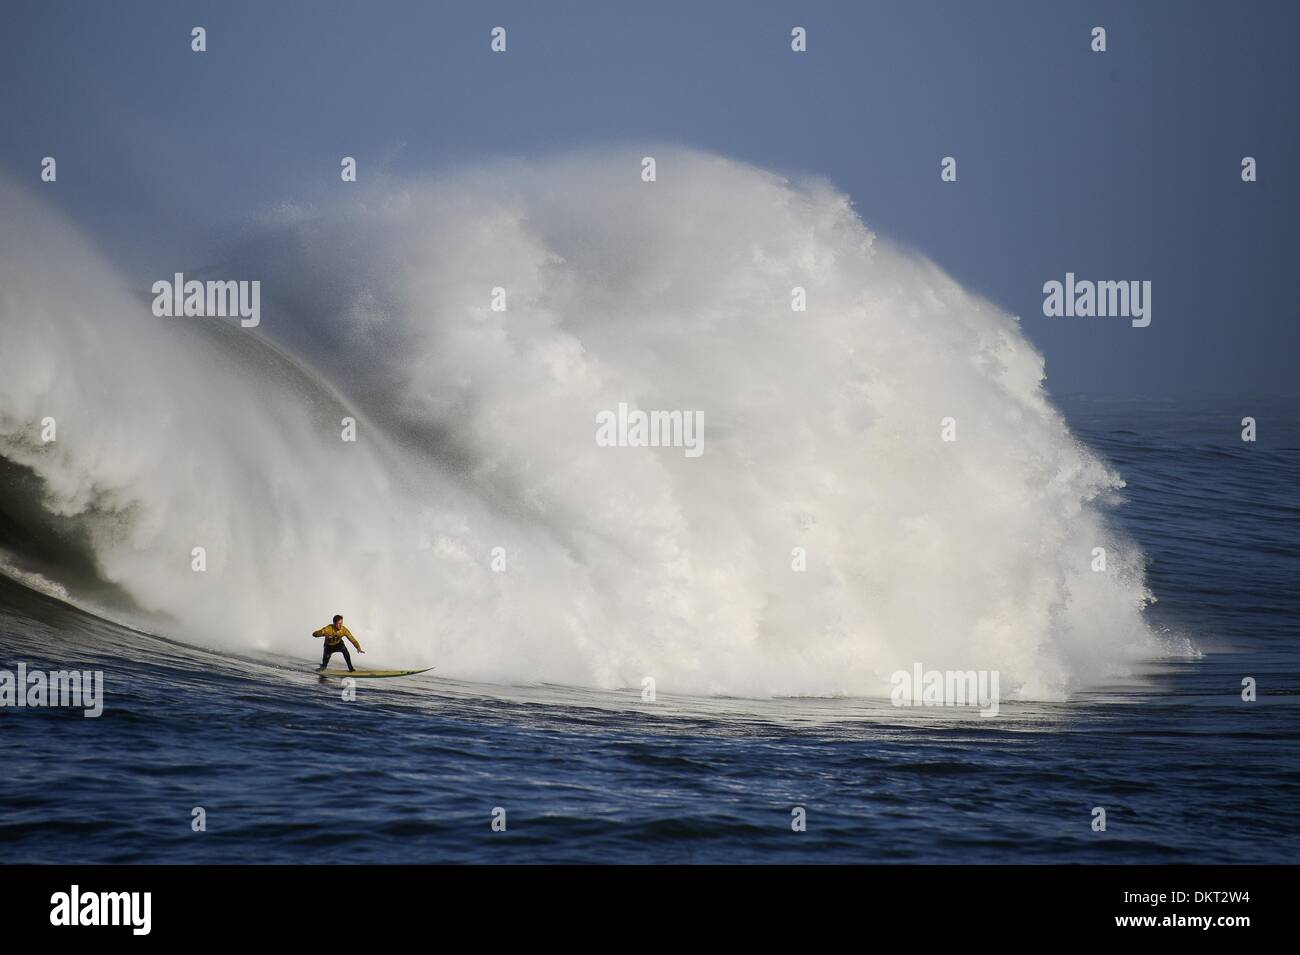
{"left": 321, "top": 641, "right": 354, "bottom": 670}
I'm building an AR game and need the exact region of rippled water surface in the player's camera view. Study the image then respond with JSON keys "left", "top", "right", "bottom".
{"left": 2, "top": 397, "right": 1297, "bottom": 862}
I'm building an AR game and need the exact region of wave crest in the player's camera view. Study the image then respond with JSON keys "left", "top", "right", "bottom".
{"left": 0, "top": 149, "right": 1157, "bottom": 698}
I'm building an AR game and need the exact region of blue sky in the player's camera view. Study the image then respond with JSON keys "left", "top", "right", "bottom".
{"left": 2, "top": 0, "right": 1295, "bottom": 396}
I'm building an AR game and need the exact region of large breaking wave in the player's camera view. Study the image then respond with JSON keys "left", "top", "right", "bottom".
{"left": 0, "top": 148, "right": 1160, "bottom": 698}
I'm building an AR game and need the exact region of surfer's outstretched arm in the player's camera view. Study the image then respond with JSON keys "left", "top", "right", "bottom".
{"left": 341, "top": 625, "right": 364, "bottom": 653}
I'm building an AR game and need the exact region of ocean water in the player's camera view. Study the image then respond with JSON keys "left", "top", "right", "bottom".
{"left": 2, "top": 156, "right": 1297, "bottom": 863}
{"left": 1, "top": 396, "right": 1296, "bottom": 864}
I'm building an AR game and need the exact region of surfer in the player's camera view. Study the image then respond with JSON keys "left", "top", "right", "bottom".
{"left": 312, "top": 615, "right": 365, "bottom": 672}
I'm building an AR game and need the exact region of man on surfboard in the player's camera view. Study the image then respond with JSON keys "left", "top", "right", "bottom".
{"left": 312, "top": 614, "right": 365, "bottom": 672}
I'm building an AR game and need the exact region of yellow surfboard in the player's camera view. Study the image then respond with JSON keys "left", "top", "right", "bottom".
{"left": 316, "top": 667, "right": 433, "bottom": 679}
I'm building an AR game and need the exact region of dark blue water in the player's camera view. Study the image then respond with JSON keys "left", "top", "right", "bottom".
{"left": 2, "top": 396, "right": 1297, "bottom": 863}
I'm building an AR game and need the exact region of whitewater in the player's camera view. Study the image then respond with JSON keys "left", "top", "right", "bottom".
{"left": 0, "top": 147, "right": 1161, "bottom": 699}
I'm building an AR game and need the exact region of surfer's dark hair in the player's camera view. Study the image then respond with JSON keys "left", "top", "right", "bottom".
{"left": 333, "top": 614, "right": 343, "bottom": 623}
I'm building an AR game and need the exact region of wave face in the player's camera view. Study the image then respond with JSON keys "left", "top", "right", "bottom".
{"left": 0, "top": 149, "right": 1159, "bottom": 698}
